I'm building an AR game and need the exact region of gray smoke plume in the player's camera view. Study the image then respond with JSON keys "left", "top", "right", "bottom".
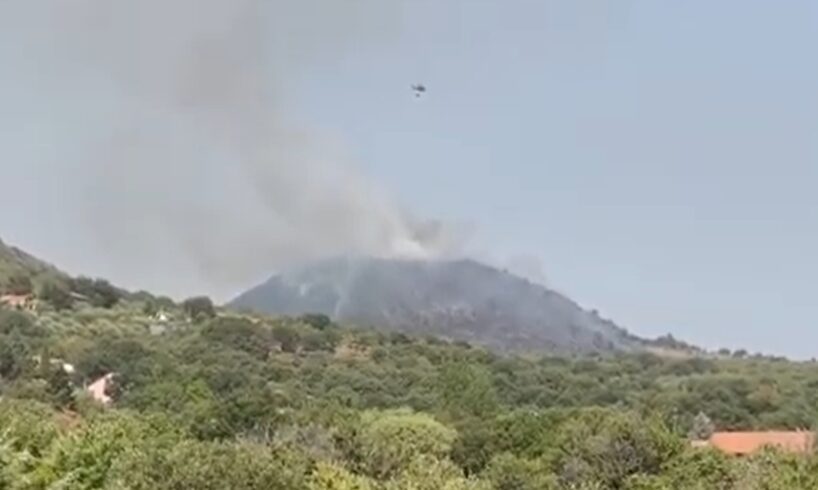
{"left": 0, "top": 0, "right": 465, "bottom": 299}
{"left": 505, "top": 254, "right": 548, "bottom": 286}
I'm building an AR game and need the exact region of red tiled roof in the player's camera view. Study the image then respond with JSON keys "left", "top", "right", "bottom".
{"left": 0, "top": 294, "right": 32, "bottom": 307}
{"left": 706, "top": 431, "right": 814, "bottom": 455}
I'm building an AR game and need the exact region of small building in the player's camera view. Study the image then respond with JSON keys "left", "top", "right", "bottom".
{"left": 47, "top": 358, "right": 75, "bottom": 374}
{"left": 69, "top": 292, "right": 90, "bottom": 305}
{"left": 32, "top": 356, "right": 74, "bottom": 375}
{"left": 153, "top": 310, "right": 171, "bottom": 323}
{"left": 86, "top": 373, "right": 116, "bottom": 405}
{"left": 0, "top": 294, "right": 36, "bottom": 311}
{"left": 693, "top": 431, "right": 814, "bottom": 456}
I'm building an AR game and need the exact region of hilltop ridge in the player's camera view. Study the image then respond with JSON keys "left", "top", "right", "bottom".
{"left": 0, "top": 238, "right": 67, "bottom": 287}
{"left": 230, "top": 256, "right": 644, "bottom": 354}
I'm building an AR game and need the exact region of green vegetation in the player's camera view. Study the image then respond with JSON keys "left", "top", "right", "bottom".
{"left": 1, "top": 294, "right": 818, "bottom": 489}
{"left": 182, "top": 295, "right": 216, "bottom": 322}
{"left": 0, "top": 239, "right": 66, "bottom": 293}
{"left": 2, "top": 243, "right": 818, "bottom": 488}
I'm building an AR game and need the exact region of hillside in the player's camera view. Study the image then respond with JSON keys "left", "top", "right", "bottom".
{"left": 0, "top": 238, "right": 66, "bottom": 287}
{"left": 1, "top": 239, "right": 816, "bottom": 487}
{"left": 230, "top": 256, "right": 642, "bottom": 354}
{"left": 0, "top": 239, "right": 68, "bottom": 290}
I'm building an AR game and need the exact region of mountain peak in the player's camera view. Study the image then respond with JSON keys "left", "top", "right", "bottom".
{"left": 230, "top": 256, "right": 640, "bottom": 354}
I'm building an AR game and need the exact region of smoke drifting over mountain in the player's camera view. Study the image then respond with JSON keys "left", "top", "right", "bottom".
{"left": 0, "top": 0, "right": 464, "bottom": 298}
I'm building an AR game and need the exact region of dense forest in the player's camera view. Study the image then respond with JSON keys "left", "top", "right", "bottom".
{"left": 2, "top": 262, "right": 818, "bottom": 488}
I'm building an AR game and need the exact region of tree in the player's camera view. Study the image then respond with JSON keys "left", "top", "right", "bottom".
{"left": 652, "top": 447, "right": 735, "bottom": 489}
{"left": 69, "top": 277, "right": 122, "bottom": 308}
{"left": 384, "top": 456, "right": 491, "bottom": 490}
{"left": 182, "top": 296, "right": 216, "bottom": 322}
{"left": 0, "top": 309, "right": 44, "bottom": 338}
{"left": 39, "top": 281, "right": 74, "bottom": 311}
{"left": 300, "top": 314, "right": 333, "bottom": 331}
{"left": 89, "top": 279, "right": 121, "bottom": 308}
{"left": 4, "top": 274, "right": 33, "bottom": 296}
{"left": 688, "top": 412, "right": 715, "bottom": 441}
{"left": 25, "top": 413, "right": 154, "bottom": 488}
{"left": 356, "top": 409, "right": 457, "bottom": 479}
{"left": 110, "top": 439, "right": 309, "bottom": 489}
{"left": 730, "top": 448, "right": 818, "bottom": 490}
{"left": 554, "top": 411, "right": 682, "bottom": 489}
{"left": 0, "top": 334, "right": 32, "bottom": 380}
{"left": 450, "top": 417, "right": 495, "bottom": 475}
{"left": 438, "top": 363, "right": 499, "bottom": 418}
{"left": 202, "top": 317, "right": 271, "bottom": 359}
{"left": 142, "top": 300, "right": 158, "bottom": 317}
{"left": 44, "top": 362, "right": 75, "bottom": 409}
{"left": 481, "top": 453, "right": 557, "bottom": 490}
{"left": 75, "top": 336, "right": 152, "bottom": 382}
{"left": 0, "top": 399, "right": 60, "bottom": 458}
{"left": 272, "top": 324, "right": 300, "bottom": 353}
{"left": 154, "top": 296, "right": 176, "bottom": 310}
{"left": 309, "top": 462, "right": 376, "bottom": 490}
{"left": 302, "top": 329, "right": 342, "bottom": 352}
{"left": 69, "top": 276, "right": 96, "bottom": 297}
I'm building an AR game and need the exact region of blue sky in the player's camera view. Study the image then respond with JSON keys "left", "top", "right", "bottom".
{"left": 2, "top": 1, "right": 818, "bottom": 357}
{"left": 289, "top": 1, "right": 818, "bottom": 357}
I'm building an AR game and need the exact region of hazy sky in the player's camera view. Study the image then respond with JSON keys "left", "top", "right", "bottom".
{"left": 3, "top": 1, "right": 818, "bottom": 357}
{"left": 294, "top": 0, "right": 818, "bottom": 358}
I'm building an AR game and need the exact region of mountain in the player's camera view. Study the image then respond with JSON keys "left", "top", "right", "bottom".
{"left": 230, "top": 257, "right": 643, "bottom": 354}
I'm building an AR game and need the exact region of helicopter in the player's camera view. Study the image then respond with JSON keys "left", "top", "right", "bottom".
{"left": 411, "top": 84, "right": 427, "bottom": 97}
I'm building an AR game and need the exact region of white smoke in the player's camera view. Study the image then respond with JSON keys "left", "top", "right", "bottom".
{"left": 0, "top": 0, "right": 465, "bottom": 299}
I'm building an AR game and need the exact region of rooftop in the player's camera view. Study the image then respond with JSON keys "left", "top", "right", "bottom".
{"left": 695, "top": 431, "right": 814, "bottom": 455}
